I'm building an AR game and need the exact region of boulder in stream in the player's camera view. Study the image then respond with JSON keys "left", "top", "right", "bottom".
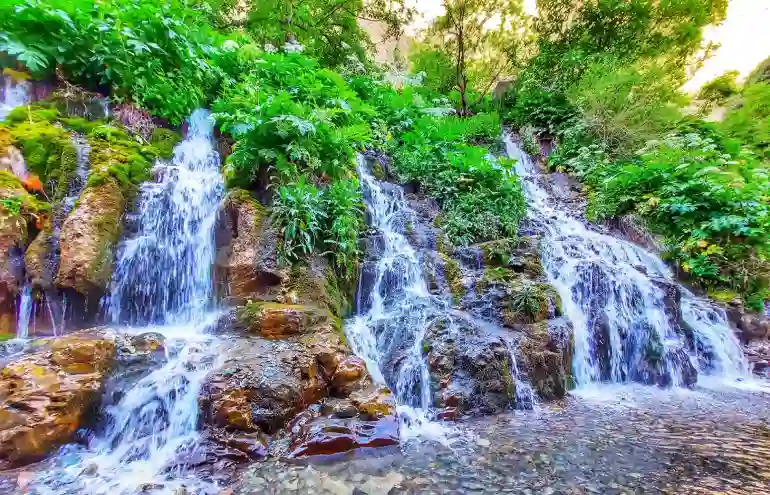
{"left": 0, "top": 331, "right": 116, "bottom": 468}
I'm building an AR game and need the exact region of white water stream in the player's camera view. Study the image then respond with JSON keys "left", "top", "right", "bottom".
{"left": 33, "top": 110, "right": 224, "bottom": 494}
{"left": 504, "top": 135, "right": 754, "bottom": 389}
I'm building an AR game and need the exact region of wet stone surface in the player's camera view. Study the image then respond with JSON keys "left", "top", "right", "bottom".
{"left": 235, "top": 384, "right": 770, "bottom": 495}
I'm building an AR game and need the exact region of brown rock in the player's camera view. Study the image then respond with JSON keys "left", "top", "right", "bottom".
{"left": 56, "top": 179, "right": 125, "bottom": 296}
{"left": 24, "top": 228, "right": 52, "bottom": 289}
{"left": 349, "top": 386, "right": 396, "bottom": 420}
{"left": 0, "top": 332, "right": 116, "bottom": 467}
{"left": 235, "top": 302, "right": 337, "bottom": 339}
{"left": 288, "top": 415, "right": 399, "bottom": 458}
{"left": 51, "top": 336, "right": 115, "bottom": 374}
{"left": 214, "top": 189, "right": 283, "bottom": 302}
{"left": 0, "top": 172, "right": 40, "bottom": 338}
{"left": 331, "top": 356, "right": 368, "bottom": 396}
{"left": 201, "top": 337, "right": 329, "bottom": 433}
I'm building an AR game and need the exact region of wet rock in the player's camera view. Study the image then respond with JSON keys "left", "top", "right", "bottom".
{"left": 287, "top": 412, "right": 399, "bottom": 458}
{"left": 0, "top": 171, "right": 49, "bottom": 337}
{"left": 209, "top": 429, "right": 269, "bottom": 460}
{"left": 235, "top": 302, "right": 339, "bottom": 340}
{"left": 214, "top": 189, "right": 283, "bottom": 302}
{"left": 349, "top": 386, "right": 396, "bottom": 420}
{"left": 0, "top": 332, "right": 116, "bottom": 467}
{"left": 424, "top": 317, "right": 516, "bottom": 415}
{"left": 200, "top": 335, "right": 336, "bottom": 433}
{"left": 476, "top": 237, "right": 543, "bottom": 276}
{"left": 518, "top": 318, "right": 573, "bottom": 399}
{"left": 331, "top": 356, "right": 368, "bottom": 396}
{"left": 56, "top": 179, "right": 125, "bottom": 297}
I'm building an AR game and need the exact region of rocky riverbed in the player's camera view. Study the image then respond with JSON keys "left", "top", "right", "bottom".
{"left": 234, "top": 383, "right": 770, "bottom": 495}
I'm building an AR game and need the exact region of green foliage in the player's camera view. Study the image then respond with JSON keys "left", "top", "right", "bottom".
{"left": 698, "top": 70, "right": 740, "bottom": 103}
{"left": 273, "top": 178, "right": 326, "bottom": 264}
{"left": 589, "top": 133, "right": 770, "bottom": 300}
{"left": 720, "top": 82, "right": 770, "bottom": 160}
{"left": 389, "top": 113, "right": 526, "bottom": 245}
{"left": 746, "top": 56, "right": 770, "bottom": 85}
{"left": 243, "top": 0, "right": 413, "bottom": 69}
{"left": 0, "top": 0, "right": 220, "bottom": 123}
{"left": 409, "top": 42, "right": 456, "bottom": 95}
{"left": 214, "top": 51, "right": 371, "bottom": 275}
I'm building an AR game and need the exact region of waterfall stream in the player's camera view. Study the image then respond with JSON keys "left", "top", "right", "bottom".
{"left": 34, "top": 110, "right": 224, "bottom": 494}
{"left": 346, "top": 157, "right": 444, "bottom": 432}
{"left": 0, "top": 77, "right": 29, "bottom": 121}
{"left": 503, "top": 135, "right": 753, "bottom": 389}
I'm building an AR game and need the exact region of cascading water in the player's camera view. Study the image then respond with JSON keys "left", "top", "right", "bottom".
{"left": 503, "top": 134, "right": 752, "bottom": 388}
{"left": 346, "top": 157, "right": 441, "bottom": 426}
{"left": 0, "top": 76, "right": 29, "bottom": 121}
{"left": 33, "top": 110, "right": 224, "bottom": 494}
{"left": 15, "top": 283, "right": 33, "bottom": 339}
{"left": 108, "top": 112, "right": 223, "bottom": 325}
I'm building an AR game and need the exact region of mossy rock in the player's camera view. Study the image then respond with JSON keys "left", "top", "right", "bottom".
{"left": 149, "top": 128, "right": 181, "bottom": 159}
{"left": 438, "top": 252, "right": 464, "bottom": 303}
{"left": 235, "top": 302, "right": 340, "bottom": 339}
{"left": 518, "top": 320, "right": 572, "bottom": 400}
{"left": 56, "top": 178, "right": 125, "bottom": 295}
{"left": 282, "top": 258, "right": 356, "bottom": 319}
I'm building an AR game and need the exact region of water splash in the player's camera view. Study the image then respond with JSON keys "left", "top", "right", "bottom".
{"left": 504, "top": 135, "right": 753, "bottom": 388}
{"left": 0, "top": 76, "right": 29, "bottom": 121}
{"left": 15, "top": 284, "right": 33, "bottom": 339}
{"left": 34, "top": 110, "right": 224, "bottom": 494}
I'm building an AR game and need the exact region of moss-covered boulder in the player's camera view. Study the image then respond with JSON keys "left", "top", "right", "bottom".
{"left": 518, "top": 318, "right": 573, "bottom": 399}
{"left": 0, "top": 172, "right": 51, "bottom": 338}
{"left": 0, "top": 331, "right": 116, "bottom": 468}
{"left": 55, "top": 178, "right": 125, "bottom": 297}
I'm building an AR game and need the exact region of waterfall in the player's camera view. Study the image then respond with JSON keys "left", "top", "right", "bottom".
{"left": 346, "top": 156, "right": 449, "bottom": 432}
{"left": 108, "top": 111, "right": 223, "bottom": 325}
{"left": 0, "top": 77, "right": 29, "bottom": 121}
{"left": 503, "top": 135, "right": 752, "bottom": 388}
{"left": 15, "top": 284, "right": 33, "bottom": 339}
{"left": 34, "top": 110, "right": 224, "bottom": 494}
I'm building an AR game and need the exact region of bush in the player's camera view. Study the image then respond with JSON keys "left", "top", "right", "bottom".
{"left": 588, "top": 133, "right": 770, "bottom": 304}
{"left": 720, "top": 82, "right": 770, "bottom": 160}
{"left": 388, "top": 114, "right": 526, "bottom": 245}
{"left": 0, "top": 0, "right": 220, "bottom": 124}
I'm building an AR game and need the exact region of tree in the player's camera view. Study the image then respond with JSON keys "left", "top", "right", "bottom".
{"left": 429, "top": 0, "right": 527, "bottom": 115}
{"left": 245, "top": 0, "right": 414, "bottom": 67}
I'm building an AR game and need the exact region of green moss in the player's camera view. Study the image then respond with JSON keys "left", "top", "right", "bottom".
{"left": 284, "top": 261, "right": 355, "bottom": 319}
{"left": 6, "top": 105, "right": 58, "bottom": 125}
{"left": 86, "top": 132, "right": 155, "bottom": 197}
{"left": 59, "top": 117, "right": 102, "bottom": 135}
{"left": 708, "top": 288, "right": 740, "bottom": 304}
{"left": 372, "top": 162, "right": 386, "bottom": 181}
{"left": 0, "top": 332, "right": 13, "bottom": 342}
{"left": 53, "top": 143, "right": 79, "bottom": 202}
{"left": 438, "top": 252, "right": 464, "bottom": 303}
{"left": 8, "top": 119, "right": 72, "bottom": 185}
{"left": 150, "top": 128, "right": 182, "bottom": 158}
{"left": 478, "top": 238, "right": 515, "bottom": 266}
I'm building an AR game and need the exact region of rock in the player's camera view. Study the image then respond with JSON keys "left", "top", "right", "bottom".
{"left": 51, "top": 335, "right": 115, "bottom": 374}
{"left": 24, "top": 227, "right": 53, "bottom": 289}
{"left": 349, "top": 386, "right": 396, "bottom": 420}
{"left": 0, "top": 332, "right": 116, "bottom": 467}
{"left": 0, "top": 171, "right": 49, "bottom": 338}
{"left": 287, "top": 413, "right": 399, "bottom": 458}
{"left": 56, "top": 179, "right": 125, "bottom": 296}
{"left": 331, "top": 356, "right": 368, "bottom": 396}
{"left": 200, "top": 337, "right": 331, "bottom": 433}
{"left": 209, "top": 429, "right": 269, "bottom": 460}
{"left": 214, "top": 189, "right": 283, "bottom": 302}
{"left": 235, "top": 302, "right": 339, "bottom": 339}
{"left": 424, "top": 317, "right": 516, "bottom": 415}
{"left": 518, "top": 318, "right": 573, "bottom": 399}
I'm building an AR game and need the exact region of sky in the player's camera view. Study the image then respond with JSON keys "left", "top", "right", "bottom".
{"left": 403, "top": 0, "right": 770, "bottom": 93}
